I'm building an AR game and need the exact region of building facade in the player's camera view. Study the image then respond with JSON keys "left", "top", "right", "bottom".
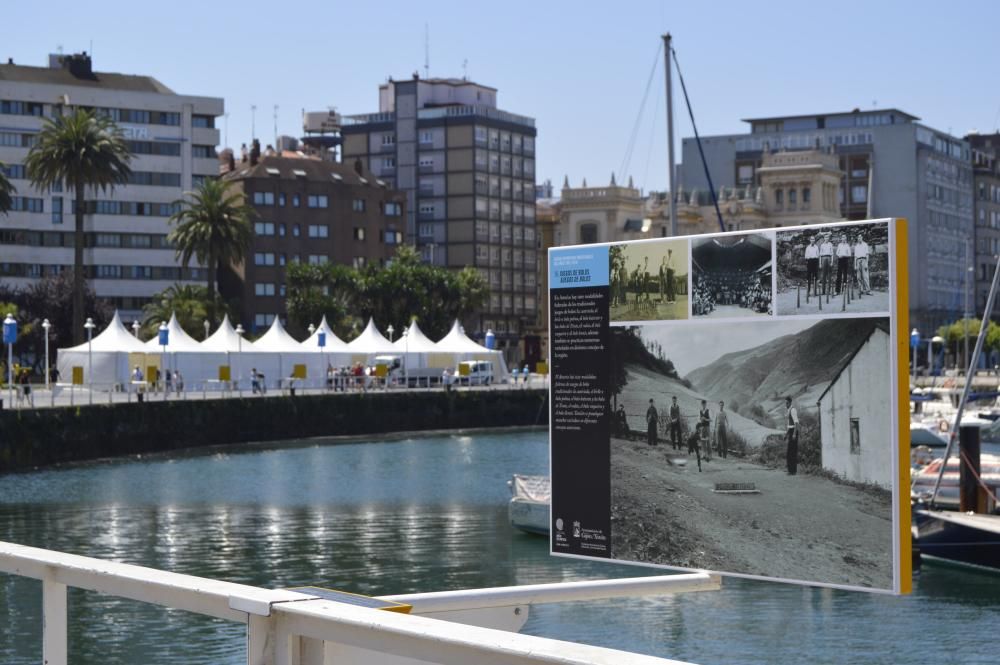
{"left": 341, "top": 75, "right": 538, "bottom": 359}
{"left": 0, "top": 52, "right": 223, "bottom": 321}
{"left": 678, "top": 109, "right": 974, "bottom": 332}
{"left": 222, "top": 151, "right": 407, "bottom": 333}
{"left": 967, "top": 132, "right": 1000, "bottom": 316}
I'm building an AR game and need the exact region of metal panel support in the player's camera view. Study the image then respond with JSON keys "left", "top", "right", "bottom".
{"left": 42, "top": 579, "right": 67, "bottom": 665}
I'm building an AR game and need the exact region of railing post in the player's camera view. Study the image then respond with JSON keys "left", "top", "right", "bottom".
{"left": 42, "top": 579, "right": 67, "bottom": 665}
{"left": 248, "top": 614, "right": 277, "bottom": 665}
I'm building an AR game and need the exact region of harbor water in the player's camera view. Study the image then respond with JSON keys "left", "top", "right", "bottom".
{"left": 0, "top": 429, "right": 998, "bottom": 664}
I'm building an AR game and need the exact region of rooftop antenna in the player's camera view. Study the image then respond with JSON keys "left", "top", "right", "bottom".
{"left": 462, "top": 58, "right": 468, "bottom": 80}
{"left": 251, "top": 105, "right": 257, "bottom": 140}
{"left": 56, "top": 44, "right": 63, "bottom": 54}
{"left": 273, "top": 104, "right": 279, "bottom": 149}
{"left": 424, "top": 23, "right": 430, "bottom": 78}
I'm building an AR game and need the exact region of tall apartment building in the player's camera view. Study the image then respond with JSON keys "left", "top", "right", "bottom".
{"left": 221, "top": 149, "right": 407, "bottom": 332}
{"left": 341, "top": 75, "right": 538, "bottom": 357}
{"left": 0, "top": 52, "right": 223, "bottom": 321}
{"left": 678, "top": 108, "right": 974, "bottom": 332}
{"left": 967, "top": 133, "right": 1000, "bottom": 317}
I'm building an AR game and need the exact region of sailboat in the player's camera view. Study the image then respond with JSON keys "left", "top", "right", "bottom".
{"left": 912, "top": 254, "right": 1000, "bottom": 571}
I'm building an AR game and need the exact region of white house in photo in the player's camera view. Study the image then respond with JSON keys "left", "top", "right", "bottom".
{"left": 816, "top": 323, "right": 892, "bottom": 487}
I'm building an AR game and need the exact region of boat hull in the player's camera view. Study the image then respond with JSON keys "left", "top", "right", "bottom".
{"left": 509, "top": 498, "right": 549, "bottom": 536}
{"left": 913, "top": 509, "right": 1000, "bottom": 571}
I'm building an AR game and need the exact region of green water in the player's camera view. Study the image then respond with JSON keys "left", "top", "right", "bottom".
{"left": 0, "top": 430, "right": 997, "bottom": 664}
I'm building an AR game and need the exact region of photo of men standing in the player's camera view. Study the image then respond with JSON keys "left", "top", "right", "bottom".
{"left": 646, "top": 398, "right": 659, "bottom": 446}
{"left": 716, "top": 401, "right": 729, "bottom": 459}
{"left": 835, "top": 233, "right": 852, "bottom": 295}
{"left": 669, "top": 396, "right": 681, "bottom": 450}
{"left": 786, "top": 396, "right": 799, "bottom": 475}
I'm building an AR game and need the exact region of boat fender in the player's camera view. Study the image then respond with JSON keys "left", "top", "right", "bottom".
{"left": 939, "top": 419, "right": 949, "bottom": 432}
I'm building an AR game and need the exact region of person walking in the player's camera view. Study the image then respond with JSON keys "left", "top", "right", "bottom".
{"left": 173, "top": 370, "right": 184, "bottom": 397}
{"left": 646, "top": 398, "right": 659, "bottom": 446}
{"left": 669, "top": 396, "right": 681, "bottom": 450}
{"left": 785, "top": 396, "right": 799, "bottom": 475}
{"left": 716, "top": 400, "right": 729, "bottom": 459}
{"left": 698, "top": 400, "right": 712, "bottom": 461}
{"left": 251, "top": 367, "right": 260, "bottom": 395}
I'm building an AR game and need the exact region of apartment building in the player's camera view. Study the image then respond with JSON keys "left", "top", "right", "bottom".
{"left": 0, "top": 52, "right": 223, "bottom": 321}
{"left": 968, "top": 133, "right": 1000, "bottom": 316}
{"left": 341, "top": 75, "right": 538, "bottom": 358}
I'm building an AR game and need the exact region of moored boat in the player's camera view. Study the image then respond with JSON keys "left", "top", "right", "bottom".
{"left": 508, "top": 474, "right": 550, "bottom": 536}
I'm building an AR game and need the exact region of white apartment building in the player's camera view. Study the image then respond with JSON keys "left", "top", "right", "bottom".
{"left": 0, "top": 52, "right": 223, "bottom": 321}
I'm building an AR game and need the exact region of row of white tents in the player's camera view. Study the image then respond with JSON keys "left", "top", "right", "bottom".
{"left": 56, "top": 312, "right": 509, "bottom": 389}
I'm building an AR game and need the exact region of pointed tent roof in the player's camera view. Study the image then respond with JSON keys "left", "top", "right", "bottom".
{"left": 436, "top": 319, "right": 493, "bottom": 353}
{"left": 302, "top": 315, "right": 350, "bottom": 352}
{"left": 346, "top": 318, "right": 395, "bottom": 354}
{"left": 144, "top": 313, "right": 203, "bottom": 351}
{"left": 392, "top": 320, "right": 439, "bottom": 353}
{"left": 200, "top": 315, "right": 252, "bottom": 352}
{"left": 63, "top": 310, "right": 147, "bottom": 353}
{"left": 252, "top": 317, "right": 303, "bottom": 352}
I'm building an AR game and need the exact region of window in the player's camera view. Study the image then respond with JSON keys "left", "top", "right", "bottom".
{"left": 474, "top": 126, "right": 487, "bottom": 144}
{"left": 580, "top": 223, "right": 598, "bottom": 244}
{"left": 278, "top": 223, "right": 286, "bottom": 237}
{"left": 95, "top": 265, "right": 122, "bottom": 279}
{"left": 192, "top": 145, "right": 215, "bottom": 159}
{"left": 279, "top": 254, "right": 287, "bottom": 266}
{"left": 418, "top": 156, "right": 434, "bottom": 168}
{"left": 352, "top": 256, "right": 367, "bottom": 269}
{"left": 292, "top": 224, "right": 300, "bottom": 237}
{"left": 255, "top": 283, "right": 276, "bottom": 296}
{"left": 354, "top": 227, "right": 366, "bottom": 241}
{"left": 308, "top": 225, "right": 329, "bottom": 238}
{"left": 0, "top": 163, "right": 25, "bottom": 179}
{"left": 775, "top": 188, "right": 784, "bottom": 206}
{"left": 382, "top": 157, "right": 396, "bottom": 169}
{"left": 279, "top": 193, "right": 286, "bottom": 207}
{"left": 293, "top": 194, "right": 301, "bottom": 207}
{"left": 788, "top": 189, "right": 797, "bottom": 205}
{"left": 254, "top": 314, "right": 275, "bottom": 328}
{"left": 850, "top": 418, "right": 860, "bottom": 454}
{"left": 384, "top": 230, "right": 402, "bottom": 244}
{"left": 384, "top": 202, "right": 402, "bottom": 216}
{"left": 254, "top": 252, "right": 275, "bottom": 266}
{"left": 802, "top": 187, "right": 811, "bottom": 205}
{"left": 381, "top": 133, "right": 396, "bottom": 146}
{"left": 307, "top": 195, "right": 328, "bottom": 208}
{"left": 420, "top": 131, "right": 434, "bottom": 144}
{"left": 0, "top": 100, "right": 43, "bottom": 116}
{"left": 51, "top": 197, "right": 63, "bottom": 224}
{"left": 419, "top": 223, "right": 434, "bottom": 238}
{"left": 127, "top": 171, "right": 182, "bottom": 187}
{"left": 851, "top": 185, "right": 867, "bottom": 203}
{"left": 737, "top": 165, "right": 754, "bottom": 184}
{"left": 352, "top": 198, "right": 366, "bottom": 212}
{"left": 192, "top": 115, "right": 214, "bottom": 128}
{"left": 253, "top": 192, "right": 275, "bottom": 206}
{"left": 95, "top": 233, "right": 121, "bottom": 247}
{"left": 254, "top": 222, "right": 275, "bottom": 236}
{"left": 308, "top": 255, "right": 329, "bottom": 265}
{"left": 419, "top": 204, "right": 436, "bottom": 216}
{"left": 125, "top": 141, "right": 181, "bottom": 156}
{"left": 11, "top": 197, "right": 43, "bottom": 213}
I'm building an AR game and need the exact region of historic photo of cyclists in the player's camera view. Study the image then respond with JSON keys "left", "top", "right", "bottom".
{"left": 775, "top": 221, "right": 890, "bottom": 315}
{"left": 691, "top": 233, "right": 773, "bottom": 318}
{"left": 609, "top": 239, "right": 689, "bottom": 322}
{"left": 607, "top": 317, "right": 895, "bottom": 590}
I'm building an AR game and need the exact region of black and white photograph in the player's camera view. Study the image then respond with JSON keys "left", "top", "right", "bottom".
{"left": 607, "top": 317, "right": 894, "bottom": 590}
{"left": 691, "top": 233, "right": 772, "bottom": 318}
{"left": 775, "top": 222, "right": 890, "bottom": 316}
{"left": 609, "top": 239, "right": 689, "bottom": 322}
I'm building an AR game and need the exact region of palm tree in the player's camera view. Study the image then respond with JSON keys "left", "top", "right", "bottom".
{"left": 0, "top": 162, "right": 15, "bottom": 215}
{"left": 168, "top": 178, "right": 254, "bottom": 324}
{"left": 140, "top": 283, "right": 230, "bottom": 339}
{"left": 24, "top": 109, "right": 131, "bottom": 344}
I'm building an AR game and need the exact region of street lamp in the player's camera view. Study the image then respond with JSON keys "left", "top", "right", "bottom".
{"left": 203, "top": 319, "right": 210, "bottom": 341}
{"left": 158, "top": 321, "right": 169, "bottom": 401}
{"left": 235, "top": 324, "right": 244, "bottom": 395}
{"left": 910, "top": 328, "right": 921, "bottom": 387}
{"left": 929, "top": 335, "right": 944, "bottom": 377}
{"left": 387, "top": 324, "right": 394, "bottom": 343}
{"left": 317, "top": 327, "right": 327, "bottom": 390}
{"left": 84, "top": 317, "right": 96, "bottom": 405}
{"left": 132, "top": 320, "right": 140, "bottom": 338}
{"left": 3, "top": 313, "right": 16, "bottom": 408}
{"left": 42, "top": 319, "right": 51, "bottom": 389}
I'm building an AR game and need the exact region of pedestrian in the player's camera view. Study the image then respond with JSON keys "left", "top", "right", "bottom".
{"left": 251, "top": 367, "right": 260, "bottom": 394}
{"left": 699, "top": 400, "right": 712, "bottom": 461}
{"left": 522, "top": 364, "right": 530, "bottom": 385}
{"left": 132, "top": 365, "right": 143, "bottom": 382}
{"left": 716, "top": 401, "right": 729, "bottom": 459}
{"left": 165, "top": 367, "right": 173, "bottom": 393}
{"left": 785, "top": 396, "right": 799, "bottom": 475}
{"left": 669, "top": 396, "right": 681, "bottom": 450}
{"left": 173, "top": 370, "right": 183, "bottom": 396}
{"left": 646, "top": 398, "right": 658, "bottom": 446}
{"left": 50, "top": 366, "right": 60, "bottom": 384}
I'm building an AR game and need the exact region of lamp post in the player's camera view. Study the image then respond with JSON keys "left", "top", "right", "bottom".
{"left": 308, "top": 324, "right": 317, "bottom": 389}
{"left": 42, "top": 319, "right": 51, "bottom": 389}
{"left": 3, "top": 313, "right": 16, "bottom": 408}
{"left": 132, "top": 320, "right": 140, "bottom": 338}
{"left": 204, "top": 319, "right": 210, "bottom": 341}
{"left": 158, "top": 321, "right": 169, "bottom": 401}
{"left": 387, "top": 324, "right": 394, "bottom": 343}
{"left": 235, "top": 324, "right": 244, "bottom": 395}
{"left": 403, "top": 326, "right": 409, "bottom": 388}
{"left": 85, "top": 317, "right": 96, "bottom": 405}
{"left": 910, "top": 328, "right": 920, "bottom": 387}
{"left": 318, "top": 328, "right": 327, "bottom": 391}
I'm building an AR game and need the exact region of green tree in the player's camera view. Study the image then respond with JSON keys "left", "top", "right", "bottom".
{"left": 141, "top": 284, "right": 232, "bottom": 339}
{"left": 24, "top": 109, "right": 132, "bottom": 344}
{"left": 285, "top": 262, "right": 359, "bottom": 338}
{"left": 0, "top": 162, "right": 15, "bottom": 214}
{"left": 168, "top": 178, "right": 254, "bottom": 324}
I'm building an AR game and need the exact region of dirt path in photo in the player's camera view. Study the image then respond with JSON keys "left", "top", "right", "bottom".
{"left": 610, "top": 436, "right": 894, "bottom": 589}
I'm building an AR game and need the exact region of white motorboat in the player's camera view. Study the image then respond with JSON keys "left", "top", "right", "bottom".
{"left": 507, "top": 474, "right": 550, "bottom": 536}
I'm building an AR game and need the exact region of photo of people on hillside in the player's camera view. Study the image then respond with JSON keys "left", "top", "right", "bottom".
{"left": 607, "top": 317, "right": 895, "bottom": 590}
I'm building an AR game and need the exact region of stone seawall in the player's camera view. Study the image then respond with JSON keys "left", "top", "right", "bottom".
{"left": 0, "top": 390, "right": 549, "bottom": 473}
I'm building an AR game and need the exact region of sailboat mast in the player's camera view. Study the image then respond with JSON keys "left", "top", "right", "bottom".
{"left": 663, "top": 33, "right": 677, "bottom": 237}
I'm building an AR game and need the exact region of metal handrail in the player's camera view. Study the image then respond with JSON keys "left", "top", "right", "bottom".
{"left": 0, "top": 540, "right": 704, "bottom": 665}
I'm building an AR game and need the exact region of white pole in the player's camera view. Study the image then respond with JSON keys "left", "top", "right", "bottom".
{"left": 87, "top": 329, "right": 93, "bottom": 406}
{"left": 663, "top": 33, "right": 677, "bottom": 237}
{"left": 43, "top": 320, "right": 50, "bottom": 390}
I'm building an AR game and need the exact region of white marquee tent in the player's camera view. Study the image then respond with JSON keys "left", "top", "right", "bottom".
{"left": 56, "top": 311, "right": 147, "bottom": 387}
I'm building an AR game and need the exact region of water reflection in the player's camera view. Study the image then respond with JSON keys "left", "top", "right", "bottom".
{"left": 0, "top": 431, "right": 998, "bottom": 664}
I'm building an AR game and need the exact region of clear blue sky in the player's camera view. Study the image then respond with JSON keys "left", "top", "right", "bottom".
{"left": 6, "top": 0, "right": 998, "bottom": 195}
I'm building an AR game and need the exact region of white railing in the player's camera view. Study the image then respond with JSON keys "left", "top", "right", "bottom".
{"left": 0, "top": 540, "right": 717, "bottom": 665}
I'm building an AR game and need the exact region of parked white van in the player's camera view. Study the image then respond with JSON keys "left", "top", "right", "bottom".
{"left": 457, "top": 360, "right": 494, "bottom": 386}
